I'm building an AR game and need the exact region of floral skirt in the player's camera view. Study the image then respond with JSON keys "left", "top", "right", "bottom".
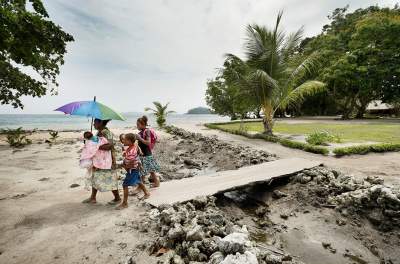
{"left": 140, "top": 155, "right": 160, "bottom": 175}
{"left": 85, "top": 168, "right": 119, "bottom": 192}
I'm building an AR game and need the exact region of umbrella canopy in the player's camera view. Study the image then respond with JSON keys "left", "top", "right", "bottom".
{"left": 55, "top": 100, "right": 126, "bottom": 121}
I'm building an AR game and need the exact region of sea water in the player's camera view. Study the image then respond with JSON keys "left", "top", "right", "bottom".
{"left": 0, "top": 113, "right": 229, "bottom": 131}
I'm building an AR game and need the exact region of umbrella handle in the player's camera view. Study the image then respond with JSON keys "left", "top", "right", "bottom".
{"left": 90, "top": 96, "right": 96, "bottom": 132}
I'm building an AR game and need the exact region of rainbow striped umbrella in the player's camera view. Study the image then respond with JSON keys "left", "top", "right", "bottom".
{"left": 55, "top": 99, "right": 125, "bottom": 121}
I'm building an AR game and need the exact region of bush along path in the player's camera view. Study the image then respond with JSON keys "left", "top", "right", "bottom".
{"left": 205, "top": 122, "right": 400, "bottom": 156}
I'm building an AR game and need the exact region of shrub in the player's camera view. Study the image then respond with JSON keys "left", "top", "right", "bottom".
{"left": 280, "top": 138, "right": 329, "bottom": 155}
{"left": 5, "top": 127, "right": 32, "bottom": 148}
{"left": 334, "top": 143, "right": 400, "bottom": 156}
{"left": 306, "top": 130, "right": 341, "bottom": 145}
{"left": 49, "top": 130, "right": 59, "bottom": 141}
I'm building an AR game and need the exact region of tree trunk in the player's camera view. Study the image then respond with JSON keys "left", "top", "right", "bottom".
{"left": 355, "top": 105, "right": 366, "bottom": 119}
{"left": 355, "top": 99, "right": 369, "bottom": 119}
{"left": 263, "top": 118, "right": 273, "bottom": 135}
{"left": 262, "top": 100, "right": 274, "bottom": 135}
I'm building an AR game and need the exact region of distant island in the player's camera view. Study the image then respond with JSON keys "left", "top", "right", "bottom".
{"left": 187, "top": 107, "right": 212, "bottom": 114}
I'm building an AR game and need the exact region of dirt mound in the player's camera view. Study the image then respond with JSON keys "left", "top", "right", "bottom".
{"left": 154, "top": 126, "right": 276, "bottom": 180}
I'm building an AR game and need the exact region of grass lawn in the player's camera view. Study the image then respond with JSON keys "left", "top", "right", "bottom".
{"left": 215, "top": 121, "right": 400, "bottom": 144}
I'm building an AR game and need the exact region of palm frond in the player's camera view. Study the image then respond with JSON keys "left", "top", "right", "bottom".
{"left": 277, "top": 80, "right": 326, "bottom": 110}
{"left": 144, "top": 107, "right": 156, "bottom": 112}
{"left": 248, "top": 69, "right": 279, "bottom": 99}
{"left": 285, "top": 52, "right": 321, "bottom": 88}
{"left": 281, "top": 26, "right": 304, "bottom": 59}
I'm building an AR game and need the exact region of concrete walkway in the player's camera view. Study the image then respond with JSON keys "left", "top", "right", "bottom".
{"left": 147, "top": 158, "right": 320, "bottom": 206}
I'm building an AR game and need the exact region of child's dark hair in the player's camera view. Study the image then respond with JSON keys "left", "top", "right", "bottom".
{"left": 119, "top": 133, "right": 125, "bottom": 142}
{"left": 124, "top": 133, "right": 137, "bottom": 144}
{"left": 137, "top": 115, "right": 148, "bottom": 126}
{"left": 83, "top": 131, "right": 93, "bottom": 139}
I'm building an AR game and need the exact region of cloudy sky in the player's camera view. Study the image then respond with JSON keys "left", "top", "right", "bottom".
{"left": 1, "top": 0, "right": 397, "bottom": 114}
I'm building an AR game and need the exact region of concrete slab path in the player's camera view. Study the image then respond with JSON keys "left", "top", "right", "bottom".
{"left": 147, "top": 157, "right": 321, "bottom": 206}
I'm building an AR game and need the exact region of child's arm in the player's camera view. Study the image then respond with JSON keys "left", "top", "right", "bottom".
{"left": 135, "top": 142, "right": 143, "bottom": 156}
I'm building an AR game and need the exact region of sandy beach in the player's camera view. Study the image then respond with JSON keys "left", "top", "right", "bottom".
{"left": 0, "top": 126, "right": 399, "bottom": 264}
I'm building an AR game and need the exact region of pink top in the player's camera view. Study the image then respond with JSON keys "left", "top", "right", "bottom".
{"left": 80, "top": 137, "right": 112, "bottom": 169}
{"left": 123, "top": 145, "right": 139, "bottom": 169}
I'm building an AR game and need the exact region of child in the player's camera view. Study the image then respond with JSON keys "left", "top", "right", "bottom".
{"left": 80, "top": 131, "right": 112, "bottom": 170}
{"left": 136, "top": 116, "right": 160, "bottom": 187}
{"left": 117, "top": 133, "right": 150, "bottom": 210}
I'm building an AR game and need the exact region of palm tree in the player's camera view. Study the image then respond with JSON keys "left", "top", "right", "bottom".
{"left": 145, "top": 102, "right": 175, "bottom": 127}
{"left": 226, "top": 11, "right": 325, "bottom": 135}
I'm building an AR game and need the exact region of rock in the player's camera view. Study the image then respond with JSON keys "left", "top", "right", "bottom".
{"left": 272, "top": 190, "right": 287, "bottom": 199}
{"left": 118, "top": 242, "right": 127, "bottom": 249}
{"left": 160, "top": 207, "right": 176, "bottom": 225}
{"left": 186, "top": 224, "right": 204, "bottom": 241}
{"left": 38, "top": 177, "right": 50, "bottom": 181}
{"left": 209, "top": 251, "right": 224, "bottom": 264}
{"left": 70, "top": 183, "right": 80, "bottom": 188}
{"left": 280, "top": 214, "right": 288, "bottom": 220}
{"left": 184, "top": 159, "right": 201, "bottom": 168}
{"left": 192, "top": 196, "right": 208, "bottom": 209}
{"left": 221, "top": 251, "right": 258, "bottom": 264}
{"left": 322, "top": 242, "right": 331, "bottom": 248}
{"left": 199, "top": 238, "right": 219, "bottom": 256}
{"left": 264, "top": 253, "right": 282, "bottom": 264}
{"left": 148, "top": 209, "right": 160, "bottom": 220}
{"left": 336, "top": 218, "right": 346, "bottom": 226}
{"left": 172, "top": 254, "right": 185, "bottom": 264}
{"left": 187, "top": 247, "right": 201, "bottom": 261}
{"left": 217, "top": 232, "right": 251, "bottom": 254}
{"left": 365, "top": 176, "right": 384, "bottom": 185}
{"left": 167, "top": 224, "right": 185, "bottom": 243}
{"left": 255, "top": 206, "right": 268, "bottom": 217}
{"left": 123, "top": 256, "right": 136, "bottom": 264}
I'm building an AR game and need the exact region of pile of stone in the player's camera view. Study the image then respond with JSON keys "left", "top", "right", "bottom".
{"left": 133, "top": 196, "right": 301, "bottom": 264}
{"left": 292, "top": 167, "right": 400, "bottom": 230}
{"left": 164, "top": 126, "right": 276, "bottom": 170}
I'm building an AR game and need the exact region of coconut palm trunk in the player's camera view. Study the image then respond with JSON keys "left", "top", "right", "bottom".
{"left": 262, "top": 100, "right": 274, "bottom": 135}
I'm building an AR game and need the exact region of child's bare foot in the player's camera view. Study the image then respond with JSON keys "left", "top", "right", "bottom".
{"left": 139, "top": 193, "right": 150, "bottom": 200}
{"left": 107, "top": 199, "right": 121, "bottom": 205}
{"left": 82, "top": 198, "right": 96, "bottom": 204}
{"left": 129, "top": 186, "right": 141, "bottom": 196}
{"left": 115, "top": 203, "right": 128, "bottom": 210}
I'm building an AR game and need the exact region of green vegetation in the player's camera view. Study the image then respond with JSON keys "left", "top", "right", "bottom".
{"left": 205, "top": 123, "right": 329, "bottom": 155}
{"left": 207, "top": 120, "right": 400, "bottom": 155}
{"left": 4, "top": 127, "right": 32, "bottom": 148}
{"left": 0, "top": 0, "right": 74, "bottom": 108}
{"left": 333, "top": 143, "right": 400, "bottom": 156}
{"left": 301, "top": 6, "right": 400, "bottom": 119}
{"left": 306, "top": 131, "right": 341, "bottom": 145}
{"left": 206, "top": 11, "right": 325, "bottom": 134}
{"left": 206, "top": 5, "right": 400, "bottom": 136}
{"left": 145, "top": 102, "right": 175, "bottom": 127}
{"left": 187, "top": 107, "right": 212, "bottom": 115}
{"left": 49, "top": 130, "right": 59, "bottom": 141}
{"left": 214, "top": 121, "right": 400, "bottom": 144}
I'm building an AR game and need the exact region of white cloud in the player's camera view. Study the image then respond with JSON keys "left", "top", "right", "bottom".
{"left": 1, "top": 0, "right": 397, "bottom": 114}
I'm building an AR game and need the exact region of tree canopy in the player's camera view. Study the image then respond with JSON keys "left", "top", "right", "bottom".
{"left": 206, "top": 11, "right": 325, "bottom": 134}
{"left": 300, "top": 5, "right": 400, "bottom": 118}
{"left": 0, "top": 0, "right": 74, "bottom": 108}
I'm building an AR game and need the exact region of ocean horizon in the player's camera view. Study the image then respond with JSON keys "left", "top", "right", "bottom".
{"left": 0, "top": 113, "right": 229, "bottom": 131}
